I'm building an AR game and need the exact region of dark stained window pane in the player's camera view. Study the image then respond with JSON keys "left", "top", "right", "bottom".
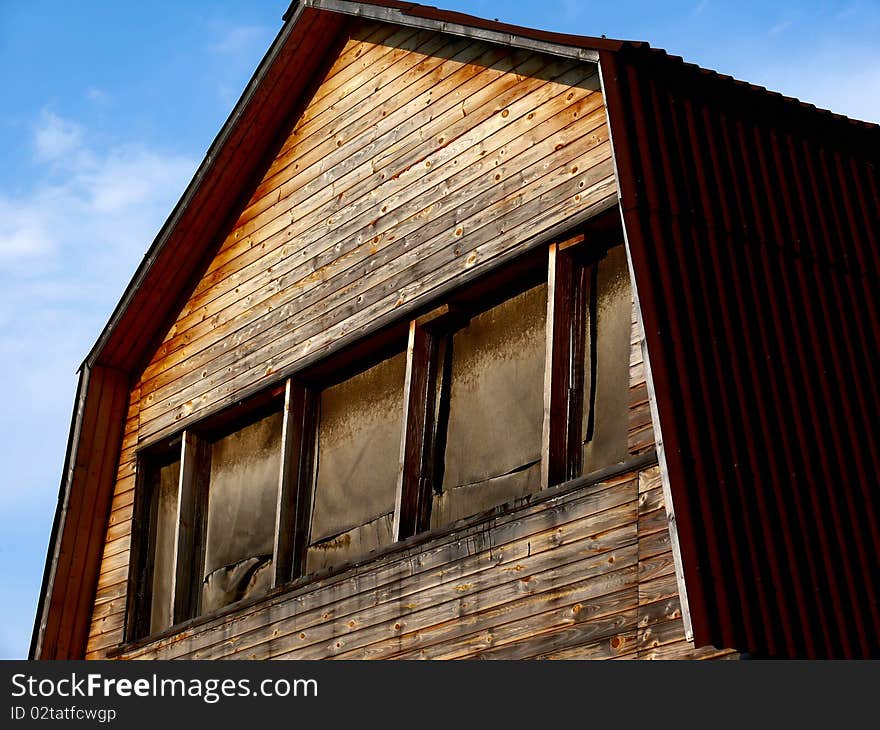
{"left": 307, "top": 351, "right": 407, "bottom": 574}
{"left": 201, "top": 410, "right": 282, "bottom": 613}
{"left": 432, "top": 283, "right": 547, "bottom": 528}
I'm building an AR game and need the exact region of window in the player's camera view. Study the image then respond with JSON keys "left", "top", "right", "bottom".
{"left": 128, "top": 225, "right": 633, "bottom": 642}
{"left": 545, "top": 239, "right": 631, "bottom": 485}
{"left": 138, "top": 445, "right": 180, "bottom": 637}
{"left": 307, "top": 351, "right": 407, "bottom": 573}
{"left": 201, "top": 408, "right": 282, "bottom": 613}
{"left": 129, "top": 396, "right": 285, "bottom": 639}
{"left": 408, "top": 281, "right": 549, "bottom": 531}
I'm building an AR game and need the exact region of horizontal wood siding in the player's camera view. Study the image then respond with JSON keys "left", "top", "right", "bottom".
{"left": 134, "top": 21, "right": 616, "bottom": 444}
{"left": 83, "top": 22, "right": 720, "bottom": 660}
{"left": 90, "top": 464, "right": 734, "bottom": 660}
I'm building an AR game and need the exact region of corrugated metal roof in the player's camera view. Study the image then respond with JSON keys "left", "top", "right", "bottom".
{"left": 601, "top": 44, "right": 880, "bottom": 658}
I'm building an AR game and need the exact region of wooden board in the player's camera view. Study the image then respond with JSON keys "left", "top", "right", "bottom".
{"left": 86, "top": 458, "right": 736, "bottom": 660}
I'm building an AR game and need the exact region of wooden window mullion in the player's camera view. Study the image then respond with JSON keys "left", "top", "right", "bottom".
{"left": 543, "top": 238, "right": 601, "bottom": 488}
{"left": 395, "top": 320, "right": 434, "bottom": 541}
{"left": 171, "top": 430, "right": 210, "bottom": 624}
{"left": 272, "top": 379, "right": 319, "bottom": 587}
{"left": 544, "top": 243, "right": 573, "bottom": 488}
{"left": 394, "top": 307, "right": 457, "bottom": 541}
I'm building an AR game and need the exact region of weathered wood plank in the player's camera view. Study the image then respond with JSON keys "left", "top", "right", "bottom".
{"left": 638, "top": 485, "right": 665, "bottom": 515}
{"left": 539, "top": 630, "right": 638, "bottom": 660}
{"left": 271, "top": 535, "right": 638, "bottom": 661}
{"left": 638, "top": 506, "right": 668, "bottom": 538}
{"left": 638, "top": 571, "right": 680, "bottom": 607}
{"left": 638, "top": 527, "right": 672, "bottom": 561}
{"left": 140, "top": 72, "right": 604, "bottom": 399}
{"left": 140, "top": 151, "right": 615, "bottom": 437}
{"left": 638, "top": 551, "right": 676, "bottom": 584}
{"left": 640, "top": 640, "right": 739, "bottom": 660}
{"left": 469, "top": 607, "right": 638, "bottom": 661}
{"left": 365, "top": 573, "right": 638, "bottom": 660}
{"left": 637, "top": 615, "right": 689, "bottom": 653}
{"left": 122, "top": 475, "right": 639, "bottom": 659}
{"left": 147, "top": 492, "right": 638, "bottom": 659}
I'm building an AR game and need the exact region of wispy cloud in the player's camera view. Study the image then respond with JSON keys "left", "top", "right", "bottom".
{"left": 210, "top": 24, "right": 271, "bottom": 57}
{"left": 86, "top": 87, "right": 110, "bottom": 104}
{"left": 768, "top": 19, "right": 793, "bottom": 36}
{"left": 33, "top": 111, "right": 83, "bottom": 162}
{"left": 0, "top": 111, "right": 197, "bottom": 510}
{"left": 205, "top": 23, "right": 274, "bottom": 106}
{"left": 4, "top": 114, "right": 195, "bottom": 271}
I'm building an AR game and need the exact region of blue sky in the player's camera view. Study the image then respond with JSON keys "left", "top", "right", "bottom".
{"left": 0, "top": 0, "right": 877, "bottom": 660}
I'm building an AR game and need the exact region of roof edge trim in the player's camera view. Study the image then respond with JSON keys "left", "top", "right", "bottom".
{"left": 304, "top": 0, "right": 601, "bottom": 61}
{"left": 30, "top": 364, "right": 91, "bottom": 659}
{"left": 82, "top": 3, "right": 308, "bottom": 370}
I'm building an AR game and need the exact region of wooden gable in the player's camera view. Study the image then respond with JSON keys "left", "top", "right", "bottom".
{"left": 86, "top": 19, "right": 619, "bottom": 657}
{"left": 136, "top": 20, "right": 615, "bottom": 445}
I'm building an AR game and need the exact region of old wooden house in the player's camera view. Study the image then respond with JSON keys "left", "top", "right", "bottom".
{"left": 32, "top": 0, "right": 880, "bottom": 660}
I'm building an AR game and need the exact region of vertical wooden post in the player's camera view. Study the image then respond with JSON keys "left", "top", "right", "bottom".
{"left": 543, "top": 245, "right": 574, "bottom": 488}
{"left": 542, "top": 239, "right": 593, "bottom": 489}
{"left": 394, "top": 307, "right": 452, "bottom": 541}
{"left": 171, "top": 429, "right": 210, "bottom": 624}
{"left": 394, "top": 321, "right": 431, "bottom": 541}
{"left": 272, "top": 379, "right": 318, "bottom": 587}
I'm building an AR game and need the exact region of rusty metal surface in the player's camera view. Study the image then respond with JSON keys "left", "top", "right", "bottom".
{"left": 291, "top": 0, "right": 640, "bottom": 52}
{"left": 601, "top": 45, "right": 880, "bottom": 658}
{"left": 306, "top": 514, "right": 394, "bottom": 575}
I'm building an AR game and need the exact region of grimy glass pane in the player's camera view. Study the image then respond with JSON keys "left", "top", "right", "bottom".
{"left": 150, "top": 458, "right": 180, "bottom": 635}
{"left": 202, "top": 409, "right": 282, "bottom": 614}
{"left": 433, "top": 283, "right": 547, "bottom": 529}
{"left": 582, "top": 245, "right": 631, "bottom": 472}
{"left": 307, "top": 351, "right": 406, "bottom": 574}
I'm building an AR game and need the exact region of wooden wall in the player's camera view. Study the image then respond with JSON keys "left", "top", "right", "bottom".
{"left": 135, "top": 21, "right": 616, "bottom": 445}
{"left": 82, "top": 21, "right": 730, "bottom": 659}
{"left": 84, "top": 294, "right": 735, "bottom": 660}
{"left": 97, "top": 463, "right": 732, "bottom": 660}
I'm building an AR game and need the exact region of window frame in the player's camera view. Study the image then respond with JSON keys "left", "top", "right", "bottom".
{"left": 125, "top": 216, "right": 627, "bottom": 644}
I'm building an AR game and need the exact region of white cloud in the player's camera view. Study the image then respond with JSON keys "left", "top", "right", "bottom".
{"left": 33, "top": 112, "right": 83, "bottom": 162}
{"left": 0, "top": 112, "right": 197, "bottom": 513}
{"left": 0, "top": 198, "right": 53, "bottom": 262}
